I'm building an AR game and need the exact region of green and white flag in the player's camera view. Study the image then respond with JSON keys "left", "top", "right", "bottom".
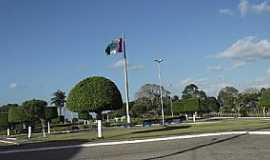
{"left": 105, "top": 38, "right": 123, "bottom": 55}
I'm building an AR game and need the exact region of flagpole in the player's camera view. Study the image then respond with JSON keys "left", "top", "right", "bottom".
{"left": 122, "top": 34, "right": 131, "bottom": 125}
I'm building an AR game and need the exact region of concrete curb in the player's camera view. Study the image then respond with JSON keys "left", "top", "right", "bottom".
{"left": 1, "top": 131, "right": 270, "bottom": 154}
{"left": 0, "top": 140, "right": 18, "bottom": 145}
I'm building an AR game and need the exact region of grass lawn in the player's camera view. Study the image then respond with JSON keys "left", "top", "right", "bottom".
{"left": 2, "top": 119, "right": 270, "bottom": 146}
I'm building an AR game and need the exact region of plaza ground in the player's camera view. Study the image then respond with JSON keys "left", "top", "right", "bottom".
{"left": 1, "top": 134, "right": 270, "bottom": 160}
{"left": 1, "top": 119, "right": 270, "bottom": 147}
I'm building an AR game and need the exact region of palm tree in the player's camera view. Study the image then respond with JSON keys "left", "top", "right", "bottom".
{"left": 51, "top": 90, "right": 66, "bottom": 117}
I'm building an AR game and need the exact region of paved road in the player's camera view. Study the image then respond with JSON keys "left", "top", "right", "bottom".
{"left": 1, "top": 134, "right": 270, "bottom": 160}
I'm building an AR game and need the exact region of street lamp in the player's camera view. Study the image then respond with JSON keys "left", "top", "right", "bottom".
{"left": 154, "top": 58, "right": 165, "bottom": 126}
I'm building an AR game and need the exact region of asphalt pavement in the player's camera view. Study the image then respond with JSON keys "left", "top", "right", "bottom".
{"left": 1, "top": 134, "right": 270, "bottom": 160}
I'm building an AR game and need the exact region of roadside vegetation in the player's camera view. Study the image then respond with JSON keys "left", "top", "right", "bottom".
{"left": 1, "top": 76, "right": 270, "bottom": 146}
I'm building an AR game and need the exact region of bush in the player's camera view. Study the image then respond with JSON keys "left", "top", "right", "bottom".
{"left": 0, "top": 112, "right": 8, "bottom": 129}
{"left": 8, "top": 107, "right": 28, "bottom": 124}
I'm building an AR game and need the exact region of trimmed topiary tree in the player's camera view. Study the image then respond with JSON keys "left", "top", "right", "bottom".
{"left": 0, "top": 112, "right": 9, "bottom": 136}
{"left": 173, "top": 98, "right": 200, "bottom": 123}
{"left": 67, "top": 76, "right": 122, "bottom": 137}
{"left": 8, "top": 106, "right": 29, "bottom": 136}
{"left": 45, "top": 106, "right": 58, "bottom": 134}
{"left": 22, "top": 99, "right": 47, "bottom": 138}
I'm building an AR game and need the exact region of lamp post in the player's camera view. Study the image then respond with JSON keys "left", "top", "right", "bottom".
{"left": 154, "top": 59, "right": 165, "bottom": 126}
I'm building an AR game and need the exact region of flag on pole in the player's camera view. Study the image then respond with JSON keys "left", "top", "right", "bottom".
{"left": 105, "top": 38, "right": 123, "bottom": 55}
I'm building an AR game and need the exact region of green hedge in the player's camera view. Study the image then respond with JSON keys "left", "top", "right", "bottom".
{"left": 0, "top": 112, "right": 8, "bottom": 129}
{"left": 8, "top": 107, "right": 28, "bottom": 123}
{"left": 45, "top": 107, "right": 58, "bottom": 120}
{"left": 173, "top": 98, "right": 200, "bottom": 114}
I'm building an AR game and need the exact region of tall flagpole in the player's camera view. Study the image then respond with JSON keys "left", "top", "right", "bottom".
{"left": 122, "top": 34, "right": 131, "bottom": 125}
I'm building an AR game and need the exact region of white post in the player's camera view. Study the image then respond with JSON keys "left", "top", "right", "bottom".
{"left": 47, "top": 121, "right": 51, "bottom": 134}
{"left": 185, "top": 113, "right": 188, "bottom": 121}
{"left": 193, "top": 112, "right": 196, "bottom": 123}
{"left": 170, "top": 97, "right": 174, "bottom": 117}
{"left": 122, "top": 35, "right": 131, "bottom": 125}
{"left": 7, "top": 128, "right": 10, "bottom": 136}
{"left": 97, "top": 120, "right": 102, "bottom": 138}
{"left": 28, "top": 126, "right": 32, "bottom": 139}
{"left": 106, "top": 114, "right": 109, "bottom": 123}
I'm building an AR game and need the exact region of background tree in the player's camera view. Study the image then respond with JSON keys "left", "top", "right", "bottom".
{"left": 51, "top": 90, "right": 66, "bottom": 120}
{"left": 136, "top": 84, "right": 171, "bottom": 99}
{"left": 172, "top": 95, "right": 179, "bottom": 102}
{"left": 182, "top": 84, "right": 207, "bottom": 99}
{"left": 205, "top": 97, "right": 220, "bottom": 113}
{"left": 130, "top": 98, "right": 152, "bottom": 118}
{"left": 22, "top": 99, "right": 47, "bottom": 137}
{"left": 259, "top": 88, "right": 270, "bottom": 116}
{"left": 218, "top": 86, "right": 239, "bottom": 113}
{"left": 78, "top": 111, "right": 92, "bottom": 125}
{"left": 66, "top": 76, "right": 122, "bottom": 137}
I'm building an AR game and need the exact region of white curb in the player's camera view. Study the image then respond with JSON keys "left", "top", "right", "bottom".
{"left": 1, "top": 131, "right": 270, "bottom": 154}
{"left": 0, "top": 140, "right": 18, "bottom": 145}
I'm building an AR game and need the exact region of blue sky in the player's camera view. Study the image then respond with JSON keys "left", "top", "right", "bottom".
{"left": 1, "top": 0, "right": 270, "bottom": 105}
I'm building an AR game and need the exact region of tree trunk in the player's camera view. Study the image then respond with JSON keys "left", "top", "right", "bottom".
{"left": 263, "top": 107, "right": 266, "bottom": 117}
{"left": 40, "top": 119, "right": 46, "bottom": 137}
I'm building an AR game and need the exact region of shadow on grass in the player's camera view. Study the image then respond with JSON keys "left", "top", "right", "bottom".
{"left": 132, "top": 125, "right": 191, "bottom": 134}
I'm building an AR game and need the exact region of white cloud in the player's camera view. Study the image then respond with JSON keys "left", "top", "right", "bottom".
{"left": 239, "top": 0, "right": 249, "bottom": 16}
{"left": 9, "top": 83, "right": 17, "bottom": 89}
{"left": 219, "top": 9, "right": 234, "bottom": 16}
{"left": 247, "top": 76, "right": 270, "bottom": 89}
{"left": 112, "top": 59, "right": 144, "bottom": 70}
{"left": 239, "top": 0, "right": 270, "bottom": 16}
{"left": 208, "top": 65, "right": 224, "bottom": 72}
{"left": 231, "top": 61, "right": 247, "bottom": 68}
{"left": 216, "top": 36, "right": 270, "bottom": 64}
{"left": 180, "top": 78, "right": 207, "bottom": 86}
{"left": 267, "top": 68, "right": 270, "bottom": 74}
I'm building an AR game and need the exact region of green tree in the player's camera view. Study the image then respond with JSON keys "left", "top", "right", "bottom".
{"left": 66, "top": 76, "right": 122, "bottom": 137}
{"left": 8, "top": 106, "right": 29, "bottom": 134}
{"left": 0, "top": 112, "right": 9, "bottom": 134}
{"left": 131, "top": 98, "right": 151, "bottom": 118}
{"left": 182, "top": 84, "right": 207, "bottom": 100}
{"left": 8, "top": 107, "right": 28, "bottom": 124}
{"left": 0, "top": 104, "right": 18, "bottom": 113}
{"left": 45, "top": 106, "right": 58, "bottom": 134}
{"left": 173, "top": 98, "right": 200, "bottom": 114}
{"left": 218, "top": 86, "right": 239, "bottom": 113}
{"left": 22, "top": 99, "right": 47, "bottom": 137}
{"left": 78, "top": 111, "right": 91, "bottom": 120}
{"left": 205, "top": 97, "right": 220, "bottom": 113}
{"left": 172, "top": 95, "right": 179, "bottom": 102}
{"left": 259, "top": 88, "right": 270, "bottom": 116}
{"left": 51, "top": 90, "right": 66, "bottom": 119}
{"left": 67, "top": 76, "right": 122, "bottom": 116}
